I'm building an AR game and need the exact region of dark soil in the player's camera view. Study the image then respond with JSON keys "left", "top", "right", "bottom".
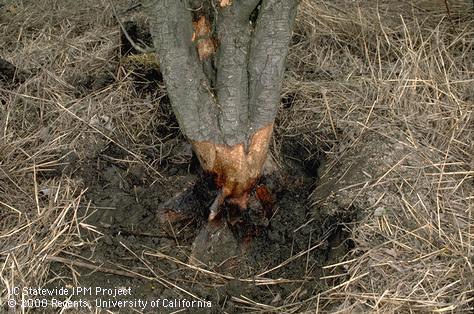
{"left": 43, "top": 18, "right": 359, "bottom": 313}
{"left": 0, "top": 58, "right": 31, "bottom": 85}
{"left": 44, "top": 133, "right": 357, "bottom": 313}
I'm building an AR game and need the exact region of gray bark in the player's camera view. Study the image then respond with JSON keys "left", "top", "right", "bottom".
{"left": 248, "top": 0, "right": 298, "bottom": 132}
{"left": 215, "top": 0, "right": 260, "bottom": 145}
{"left": 144, "top": 0, "right": 222, "bottom": 143}
{"left": 144, "top": 0, "right": 298, "bottom": 147}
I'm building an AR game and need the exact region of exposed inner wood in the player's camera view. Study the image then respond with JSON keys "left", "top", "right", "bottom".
{"left": 220, "top": 0, "right": 232, "bottom": 8}
{"left": 144, "top": 0, "right": 298, "bottom": 221}
{"left": 192, "top": 123, "right": 274, "bottom": 209}
{"left": 192, "top": 16, "right": 215, "bottom": 61}
{"left": 145, "top": 0, "right": 297, "bottom": 145}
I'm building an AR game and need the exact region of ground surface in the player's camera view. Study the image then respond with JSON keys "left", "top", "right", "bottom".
{"left": 1, "top": 0, "right": 473, "bottom": 313}
{"left": 53, "top": 142, "right": 354, "bottom": 313}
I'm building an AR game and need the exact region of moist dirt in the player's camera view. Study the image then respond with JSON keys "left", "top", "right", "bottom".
{"left": 2, "top": 1, "right": 472, "bottom": 313}
{"left": 42, "top": 15, "right": 361, "bottom": 314}
{"left": 45, "top": 129, "right": 358, "bottom": 313}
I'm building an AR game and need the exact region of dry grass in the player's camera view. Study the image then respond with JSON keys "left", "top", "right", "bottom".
{"left": 0, "top": 0, "right": 167, "bottom": 302}
{"left": 277, "top": 0, "right": 473, "bottom": 312}
{"left": 1, "top": 0, "right": 473, "bottom": 313}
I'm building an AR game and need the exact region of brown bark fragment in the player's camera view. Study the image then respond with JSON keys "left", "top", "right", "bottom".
{"left": 192, "top": 16, "right": 216, "bottom": 61}
{"left": 256, "top": 185, "right": 275, "bottom": 218}
{"left": 192, "top": 124, "right": 274, "bottom": 205}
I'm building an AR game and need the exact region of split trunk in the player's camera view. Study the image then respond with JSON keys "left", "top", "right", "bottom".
{"left": 144, "top": 0, "right": 298, "bottom": 218}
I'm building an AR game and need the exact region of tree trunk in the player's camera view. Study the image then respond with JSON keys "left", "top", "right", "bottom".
{"left": 144, "top": 0, "right": 298, "bottom": 219}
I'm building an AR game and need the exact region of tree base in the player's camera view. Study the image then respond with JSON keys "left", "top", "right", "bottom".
{"left": 156, "top": 173, "right": 277, "bottom": 266}
{"left": 191, "top": 124, "right": 274, "bottom": 204}
{"left": 156, "top": 175, "right": 216, "bottom": 224}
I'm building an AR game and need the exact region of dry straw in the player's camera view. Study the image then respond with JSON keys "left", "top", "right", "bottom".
{"left": 1, "top": 0, "right": 473, "bottom": 313}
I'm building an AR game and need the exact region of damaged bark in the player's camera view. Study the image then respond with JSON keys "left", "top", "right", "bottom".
{"left": 144, "top": 0, "right": 298, "bottom": 220}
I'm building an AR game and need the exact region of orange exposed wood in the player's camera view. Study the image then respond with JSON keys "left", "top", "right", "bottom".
{"left": 192, "top": 124, "right": 274, "bottom": 208}
{"left": 220, "top": 0, "right": 232, "bottom": 7}
{"left": 192, "top": 16, "right": 216, "bottom": 61}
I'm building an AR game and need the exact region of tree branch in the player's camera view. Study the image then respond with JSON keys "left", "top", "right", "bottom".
{"left": 215, "top": 0, "right": 260, "bottom": 146}
{"left": 109, "top": 0, "right": 155, "bottom": 54}
{"left": 144, "top": 0, "right": 222, "bottom": 143}
{"left": 247, "top": 0, "right": 298, "bottom": 133}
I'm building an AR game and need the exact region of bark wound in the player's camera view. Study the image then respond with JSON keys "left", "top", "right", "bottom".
{"left": 220, "top": 0, "right": 232, "bottom": 7}
{"left": 192, "top": 123, "right": 274, "bottom": 208}
{"left": 192, "top": 16, "right": 216, "bottom": 61}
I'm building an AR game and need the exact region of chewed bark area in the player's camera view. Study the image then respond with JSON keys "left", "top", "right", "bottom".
{"left": 192, "top": 16, "right": 216, "bottom": 61}
{"left": 192, "top": 123, "right": 274, "bottom": 210}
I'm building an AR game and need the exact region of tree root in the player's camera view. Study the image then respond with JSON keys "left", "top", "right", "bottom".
{"left": 155, "top": 173, "right": 279, "bottom": 266}
{"left": 157, "top": 172, "right": 276, "bottom": 266}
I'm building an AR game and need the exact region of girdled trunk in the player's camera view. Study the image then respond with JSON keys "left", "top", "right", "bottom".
{"left": 192, "top": 123, "right": 273, "bottom": 210}
{"left": 144, "top": 0, "right": 298, "bottom": 217}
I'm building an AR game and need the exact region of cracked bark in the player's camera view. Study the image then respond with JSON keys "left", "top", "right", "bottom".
{"left": 144, "top": 0, "right": 298, "bottom": 217}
